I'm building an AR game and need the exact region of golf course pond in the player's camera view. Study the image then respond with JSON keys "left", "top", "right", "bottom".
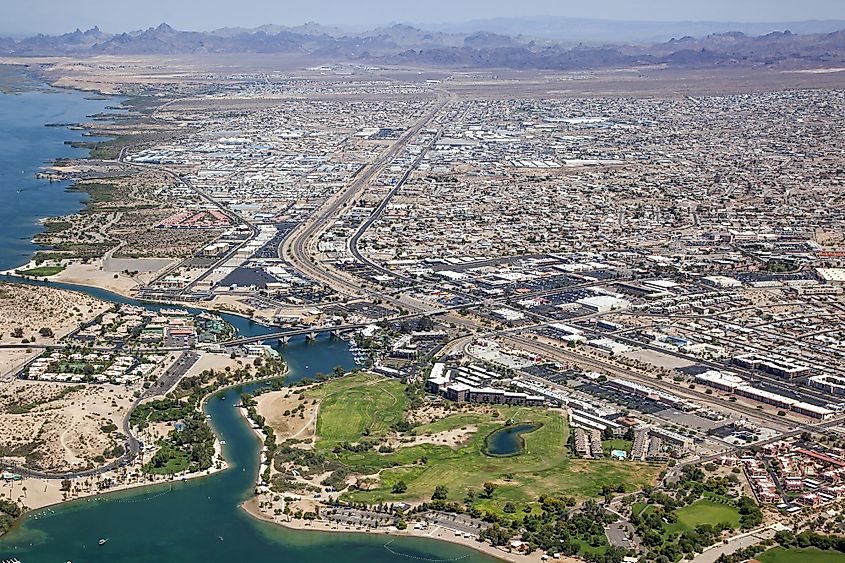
{"left": 483, "top": 423, "right": 541, "bottom": 456}
{"left": 0, "top": 283, "right": 495, "bottom": 562}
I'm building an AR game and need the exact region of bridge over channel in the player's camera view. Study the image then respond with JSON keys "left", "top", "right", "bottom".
{"left": 223, "top": 323, "right": 370, "bottom": 346}
{"left": 220, "top": 308, "right": 455, "bottom": 347}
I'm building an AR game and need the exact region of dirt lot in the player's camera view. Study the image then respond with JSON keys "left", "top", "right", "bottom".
{"left": 0, "top": 379, "right": 135, "bottom": 472}
{"left": 256, "top": 390, "right": 318, "bottom": 443}
{"left": 0, "top": 282, "right": 110, "bottom": 376}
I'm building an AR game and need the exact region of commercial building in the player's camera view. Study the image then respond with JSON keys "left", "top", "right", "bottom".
{"left": 733, "top": 353, "right": 810, "bottom": 379}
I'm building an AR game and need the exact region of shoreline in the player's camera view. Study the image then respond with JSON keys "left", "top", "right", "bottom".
{"left": 0, "top": 268, "right": 270, "bottom": 329}
{"left": 0, "top": 68, "right": 149, "bottom": 298}
{"left": 234, "top": 378, "right": 552, "bottom": 563}
{"left": 3, "top": 360, "right": 292, "bottom": 521}
{"left": 0, "top": 68, "right": 126, "bottom": 265}
{"left": 239, "top": 497, "right": 554, "bottom": 563}
{"left": 3, "top": 369, "right": 286, "bottom": 531}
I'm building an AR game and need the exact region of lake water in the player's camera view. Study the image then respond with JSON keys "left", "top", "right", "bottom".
{"left": 484, "top": 424, "right": 541, "bottom": 456}
{"left": 0, "top": 79, "right": 117, "bottom": 271}
{"left": 0, "top": 74, "right": 496, "bottom": 562}
{"left": 0, "top": 335, "right": 493, "bottom": 562}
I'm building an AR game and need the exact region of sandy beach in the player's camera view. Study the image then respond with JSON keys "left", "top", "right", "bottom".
{"left": 3, "top": 439, "right": 227, "bottom": 513}
{"left": 241, "top": 498, "right": 560, "bottom": 563}
{"left": 3, "top": 378, "right": 233, "bottom": 512}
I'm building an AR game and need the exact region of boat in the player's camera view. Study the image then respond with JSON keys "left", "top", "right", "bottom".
{"left": 160, "top": 308, "right": 190, "bottom": 317}
{"left": 219, "top": 536, "right": 224, "bottom": 542}
{"left": 219, "top": 395, "right": 226, "bottom": 401}
{"left": 98, "top": 538, "right": 108, "bottom": 545}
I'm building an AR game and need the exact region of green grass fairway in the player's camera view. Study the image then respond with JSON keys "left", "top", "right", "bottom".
{"left": 666, "top": 499, "right": 741, "bottom": 533}
{"left": 309, "top": 373, "right": 407, "bottom": 443}
{"left": 758, "top": 547, "right": 845, "bottom": 563}
{"left": 16, "top": 265, "right": 64, "bottom": 277}
{"left": 307, "top": 374, "right": 663, "bottom": 509}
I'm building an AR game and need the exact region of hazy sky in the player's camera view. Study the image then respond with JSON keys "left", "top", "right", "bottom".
{"left": 4, "top": 0, "right": 844, "bottom": 35}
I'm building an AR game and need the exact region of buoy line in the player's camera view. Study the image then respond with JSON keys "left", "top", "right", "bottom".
{"left": 91, "top": 485, "right": 174, "bottom": 504}
{"left": 383, "top": 539, "right": 472, "bottom": 562}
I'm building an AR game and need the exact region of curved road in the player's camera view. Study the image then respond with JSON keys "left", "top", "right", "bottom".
{"left": 280, "top": 90, "right": 451, "bottom": 308}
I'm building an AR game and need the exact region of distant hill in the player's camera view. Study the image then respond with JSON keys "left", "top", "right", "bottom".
{"left": 2, "top": 22, "right": 845, "bottom": 71}
{"left": 419, "top": 16, "right": 845, "bottom": 44}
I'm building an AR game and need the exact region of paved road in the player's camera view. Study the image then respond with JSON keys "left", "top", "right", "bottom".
{"left": 142, "top": 350, "right": 200, "bottom": 399}
{"left": 690, "top": 526, "right": 779, "bottom": 563}
{"left": 347, "top": 130, "right": 442, "bottom": 283}
{"left": 503, "top": 334, "right": 809, "bottom": 432}
{"left": 118, "top": 146, "right": 260, "bottom": 295}
{"left": 280, "top": 90, "right": 450, "bottom": 305}
{"left": 3, "top": 351, "right": 200, "bottom": 481}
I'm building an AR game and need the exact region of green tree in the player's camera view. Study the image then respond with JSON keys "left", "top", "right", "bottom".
{"left": 392, "top": 481, "right": 408, "bottom": 494}
{"left": 432, "top": 485, "right": 448, "bottom": 500}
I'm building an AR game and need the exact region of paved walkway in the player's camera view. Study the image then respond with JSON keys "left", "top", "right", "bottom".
{"left": 690, "top": 525, "right": 783, "bottom": 563}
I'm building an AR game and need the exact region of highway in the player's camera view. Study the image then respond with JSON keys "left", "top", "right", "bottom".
{"left": 93, "top": 94, "right": 844, "bottom": 493}
{"left": 279, "top": 90, "right": 451, "bottom": 308}
{"left": 346, "top": 129, "right": 442, "bottom": 283}
{"left": 4, "top": 93, "right": 456, "bottom": 481}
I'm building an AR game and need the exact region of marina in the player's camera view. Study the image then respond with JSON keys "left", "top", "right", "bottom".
{"left": 0, "top": 84, "right": 493, "bottom": 563}
{"left": 0, "top": 326, "right": 490, "bottom": 562}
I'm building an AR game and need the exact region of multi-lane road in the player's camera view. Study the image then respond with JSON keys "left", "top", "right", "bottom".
{"left": 280, "top": 90, "right": 451, "bottom": 308}
{"left": 117, "top": 146, "right": 260, "bottom": 298}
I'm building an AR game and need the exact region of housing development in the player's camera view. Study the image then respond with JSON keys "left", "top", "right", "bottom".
{"left": 2, "top": 13, "right": 845, "bottom": 563}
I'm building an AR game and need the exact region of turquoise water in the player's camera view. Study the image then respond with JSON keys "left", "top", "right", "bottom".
{"left": 0, "top": 335, "right": 493, "bottom": 562}
{"left": 0, "top": 78, "right": 120, "bottom": 271}
{"left": 0, "top": 297, "right": 494, "bottom": 561}
{"left": 0, "top": 78, "right": 496, "bottom": 563}
{"left": 484, "top": 424, "right": 541, "bottom": 456}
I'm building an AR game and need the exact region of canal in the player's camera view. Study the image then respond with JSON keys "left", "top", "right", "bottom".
{"left": 0, "top": 280, "right": 495, "bottom": 562}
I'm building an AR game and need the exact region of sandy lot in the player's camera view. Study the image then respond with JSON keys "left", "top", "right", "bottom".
{"left": 184, "top": 352, "right": 244, "bottom": 380}
{"left": 0, "top": 282, "right": 110, "bottom": 377}
{"left": 103, "top": 256, "right": 174, "bottom": 274}
{"left": 622, "top": 348, "right": 696, "bottom": 370}
{"left": 256, "top": 390, "right": 318, "bottom": 443}
{"left": 386, "top": 426, "right": 477, "bottom": 450}
{"left": 51, "top": 262, "right": 145, "bottom": 297}
{"left": 0, "top": 380, "right": 135, "bottom": 472}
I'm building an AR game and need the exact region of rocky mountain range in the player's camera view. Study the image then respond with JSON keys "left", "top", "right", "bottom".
{"left": 421, "top": 16, "right": 845, "bottom": 44}
{"left": 2, "top": 22, "right": 845, "bottom": 71}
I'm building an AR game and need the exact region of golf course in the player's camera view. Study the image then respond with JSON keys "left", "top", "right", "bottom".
{"left": 305, "top": 373, "right": 664, "bottom": 511}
